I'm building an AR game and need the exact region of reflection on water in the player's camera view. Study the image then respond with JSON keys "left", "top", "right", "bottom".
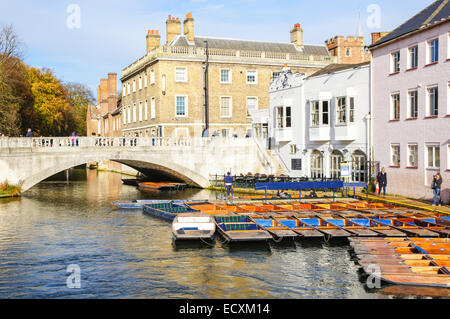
{"left": 0, "top": 170, "right": 445, "bottom": 299}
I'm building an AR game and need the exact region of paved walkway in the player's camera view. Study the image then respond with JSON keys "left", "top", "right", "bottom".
{"left": 355, "top": 192, "right": 450, "bottom": 215}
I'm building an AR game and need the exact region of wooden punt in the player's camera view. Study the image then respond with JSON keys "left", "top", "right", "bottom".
{"left": 113, "top": 199, "right": 207, "bottom": 209}
{"left": 172, "top": 215, "right": 216, "bottom": 241}
{"left": 390, "top": 216, "right": 450, "bottom": 236}
{"left": 214, "top": 215, "right": 273, "bottom": 243}
{"left": 250, "top": 216, "right": 298, "bottom": 239}
{"left": 375, "top": 274, "right": 450, "bottom": 288}
{"left": 185, "top": 202, "right": 231, "bottom": 215}
{"left": 215, "top": 204, "right": 250, "bottom": 214}
{"left": 293, "top": 216, "right": 352, "bottom": 238}
{"left": 273, "top": 216, "right": 324, "bottom": 239}
{"left": 319, "top": 217, "right": 381, "bottom": 237}
{"left": 370, "top": 218, "right": 440, "bottom": 237}
{"left": 142, "top": 202, "right": 200, "bottom": 222}
{"left": 234, "top": 204, "right": 272, "bottom": 215}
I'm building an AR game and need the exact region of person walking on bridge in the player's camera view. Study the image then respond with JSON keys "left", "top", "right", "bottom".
{"left": 377, "top": 168, "right": 387, "bottom": 196}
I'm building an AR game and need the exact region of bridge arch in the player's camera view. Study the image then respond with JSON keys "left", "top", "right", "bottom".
{"left": 19, "top": 156, "right": 210, "bottom": 192}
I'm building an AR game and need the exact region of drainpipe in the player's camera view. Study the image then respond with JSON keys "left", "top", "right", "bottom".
{"left": 202, "top": 41, "right": 210, "bottom": 137}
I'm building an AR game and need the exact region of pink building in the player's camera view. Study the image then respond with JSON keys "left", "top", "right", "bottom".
{"left": 370, "top": 0, "right": 450, "bottom": 204}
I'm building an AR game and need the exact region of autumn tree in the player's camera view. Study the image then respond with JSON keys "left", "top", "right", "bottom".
{"left": 27, "top": 67, "right": 74, "bottom": 136}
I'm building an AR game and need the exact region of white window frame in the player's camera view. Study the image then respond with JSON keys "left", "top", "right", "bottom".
{"left": 138, "top": 101, "right": 143, "bottom": 122}
{"left": 127, "top": 83, "right": 131, "bottom": 95}
{"left": 162, "top": 75, "right": 166, "bottom": 92}
{"left": 390, "top": 144, "right": 401, "bottom": 167}
{"left": 151, "top": 97, "right": 156, "bottom": 119}
{"left": 408, "top": 45, "right": 418, "bottom": 69}
{"left": 132, "top": 80, "right": 136, "bottom": 92}
{"left": 133, "top": 104, "right": 137, "bottom": 123}
{"left": 122, "top": 109, "right": 126, "bottom": 125}
{"left": 427, "top": 38, "right": 439, "bottom": 64}
{"left": 175, "top": 67, "right": 188, "bottom": 83}
{"left": 336, "top": 96, "right": 347, "bottom": 125}
{"left": 220, "top": 96, "right": 233, "bottom": 118}
{"left": 175, "top": 95, "right": 188, "bottom": 117}
{"left": 311, "top": 101, "right": 320, "bottom": 126}
{"left": 426, "top": 144, "right": 440, "bottom": 169}
{"left": 391, "top": 93, "right": 400, "bottom": 120}
{"left": 150, "top": 70, "right": 155, "bottom": 85}
{"left": 144, "top": 73, "right": 148, "bottom": 88}
{"left": 220, "top": 69, "right": 232, "bottom": 84}
{"left": 247, "top": 97, "right": 258, "bottom": 117}
{"left": 144, "top": 100, "right": 148, "bottom": 121}
{"left": 391, "top": 51, "right": 400, "bottom": 73}
{"left": 407, "top": 144, "right": 418, "bottom": 168}
{"left": 127, "top": 106, "right": 131, "bottom": 124}
{"left": 138, "top": 77, "right": 142, "bottom": 90}
{"left": 426, "top": 86, "right": 439, "bottom": 117}
{"left": 246, "top": 70, "right": 258, "bottom": 85}
{"left": 122, "top": 88, "right": 126, "bottom": 97}
{"left": 408, "top": 90, "right": 418, "bottom": 119}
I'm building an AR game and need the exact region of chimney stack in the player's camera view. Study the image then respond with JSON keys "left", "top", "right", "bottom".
{"left": 166, "top": 15, "right": 182, "bottom": 44}
{"left": 371, "top": 32, "right": 390, "bottom": 45}
{"left": 146, "top": 29, "right": 161, "bottom": 53}
{"left": 290, "top": 23, "right": 303, "bottom": 49}
{"left": 184, "top": 12, "right": 195, "bottom": 43}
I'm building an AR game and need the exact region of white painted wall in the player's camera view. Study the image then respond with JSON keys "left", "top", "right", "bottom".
{"left": 371, "top": 22, "right": 450, "bottom": 203}
{"left": 268, "top": 65, "right": 370, "bottom": 180}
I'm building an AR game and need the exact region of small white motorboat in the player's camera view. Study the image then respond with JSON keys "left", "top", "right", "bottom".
{"left": 172, "top": 215, "right": 216, "bottom": 241}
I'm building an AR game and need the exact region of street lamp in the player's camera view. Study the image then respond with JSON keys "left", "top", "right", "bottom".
{"left": 202, "top": 40, "right": 210, "bottom": 138}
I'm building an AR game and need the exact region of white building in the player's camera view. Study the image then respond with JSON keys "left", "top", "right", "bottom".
{"left": 267, "top": 62, "right": 371, "bottom": 181}
{"left": 370, "top": 0, "right": 449, "bottom": 203}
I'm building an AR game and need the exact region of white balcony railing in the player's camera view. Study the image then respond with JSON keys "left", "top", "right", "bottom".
{"left": 122, "top": 45, "right": 337, "bottom": 78}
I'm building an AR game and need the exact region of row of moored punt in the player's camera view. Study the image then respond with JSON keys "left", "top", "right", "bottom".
{"left": 350, "top": 237, "right": 450, "bottom": 288}
{"left": 131, "top": 200, "right": 450, "bottom": 243}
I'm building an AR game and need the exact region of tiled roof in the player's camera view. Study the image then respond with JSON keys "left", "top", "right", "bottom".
{"left": 308, "top": 62, "right": 370, "bottom": 78}
{"left": 170, "top": 35, "right": 330, "bottom": 56}
{"left": 370, "top": 0, "right": 450, "bottom": 48}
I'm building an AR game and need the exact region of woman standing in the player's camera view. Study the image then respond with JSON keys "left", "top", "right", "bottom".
{"left": 432, "top": 173, "right": 443, "bottom": 206}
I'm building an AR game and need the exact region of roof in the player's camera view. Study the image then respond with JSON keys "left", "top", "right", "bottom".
{"left": 370, "top": 0, "right": 450, "bottom": 48}
{"left": 308, "top": 62, "right": 370, "bottom": 78}
{"left": 170, "top": 35, "right": 330, "bottom": 56}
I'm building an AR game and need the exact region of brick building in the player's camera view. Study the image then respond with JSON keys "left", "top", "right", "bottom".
{"left": 86, "top": 73, "right": 122, "bottom": 137}
{"left": 325, "top": 36, "right": 371, "bottom": 64}
{"left": 120, "top": 14, "right": 339, "bottom": 138}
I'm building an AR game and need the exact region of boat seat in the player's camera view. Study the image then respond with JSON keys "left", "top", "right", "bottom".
{"left": 373, "top": 219, "right": 392, "bottom": 225}
{"left": 280, "top": 220, "right": 296, "bottom": 228}
{"left": 421, "top": 218, "right": 436, "bottom": 224}
{"left": 300, "top": 219, "right": 320, "bottom": 227}
{"left": 326, "top": 219, "right": 345, "bottom": 227}
{"left": 254, "top": 220, "right": 273, "bottom": 228}
{"left": 351, "top": 219, "right": 371, "bottom": 227}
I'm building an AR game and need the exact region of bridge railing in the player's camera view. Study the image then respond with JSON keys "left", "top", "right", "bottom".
{"left": 0, "top": 136, "right": 258, "bottom": 150}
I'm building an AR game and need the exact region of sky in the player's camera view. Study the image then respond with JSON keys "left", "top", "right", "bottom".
{"left": 0, "top": 0, "right": 434, "bottom": 97}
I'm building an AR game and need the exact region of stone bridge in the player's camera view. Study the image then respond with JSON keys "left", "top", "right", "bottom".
{"left": 0, "top": 137, "right": 277, "bottom": 192}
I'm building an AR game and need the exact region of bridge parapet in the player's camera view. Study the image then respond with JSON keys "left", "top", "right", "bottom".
{"left": 0, "top": 137, "right": 257, "bottom": 151}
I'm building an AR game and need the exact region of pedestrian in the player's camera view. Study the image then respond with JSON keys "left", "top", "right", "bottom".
{"left": 432, "top": 173, "right": 443, "bottom": 206}
{"left": 377, "top": 168, "right": 387, "bottom": 196}
{"left": 224, "top": 172, "right": 233, "bottom": 200}
{"left": 26, "top": 128, "right": 33, "bottom": 137}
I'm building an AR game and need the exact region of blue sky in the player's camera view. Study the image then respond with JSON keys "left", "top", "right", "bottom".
{"left": 0, "top": 0, "right": 433, "bottom": 96}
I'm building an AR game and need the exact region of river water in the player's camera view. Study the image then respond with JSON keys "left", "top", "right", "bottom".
{"left": 0, "top": 169, "right": 447, "bottom": 299}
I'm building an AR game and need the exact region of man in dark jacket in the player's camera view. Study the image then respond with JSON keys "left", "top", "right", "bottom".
{"left": 432, "top": 173, "right": 443, "bottom": 206}
{"left": 377, "top": 168, "right": 387, "bottom": 196}
{"left": 25, "top": 129, "right": 33, "bottom": 137}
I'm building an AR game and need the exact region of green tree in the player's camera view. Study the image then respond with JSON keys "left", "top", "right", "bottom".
{"left": 0, "top": 24, "right": 24, "bottom": 136}
{"left": 65, "top": 82, "right": 94, "bottom": 136}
